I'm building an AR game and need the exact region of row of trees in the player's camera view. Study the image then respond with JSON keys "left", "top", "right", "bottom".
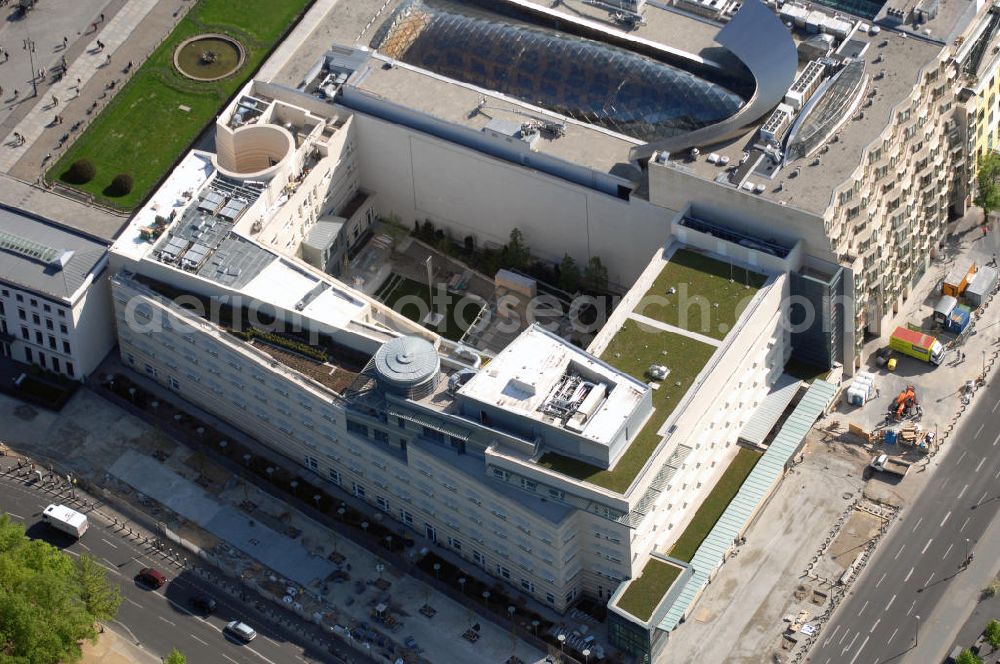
{"left": 411, "top": 221, "right": 611, "bottom": 294}
{"left": 954, "top": 619, "right": 1000, "bottom": 664}
{"left": 0, "top": 515, "right": 187, "bottom": 664}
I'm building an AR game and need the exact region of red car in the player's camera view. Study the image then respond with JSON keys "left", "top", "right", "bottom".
{"left": 137, "top": 567, "right": 166, "bottom": 589}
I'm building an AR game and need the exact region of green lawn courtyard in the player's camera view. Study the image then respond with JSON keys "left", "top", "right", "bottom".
{"left": 668, "top": 446, "right": 762, "bottom": 562}
{"left": 48, "top": 0, "right": 313, "bottom": 209}
{"left": 615, "top": 558, "right": 683, "bottom": 622}
{"left": 375, "top": 274, "right": 484, "bottom": 342}
{"left": 538, "top": 319, "right": 717, "bottom": 492}
{"left": 638, "top": 249, "right": 767, "bottom": 340}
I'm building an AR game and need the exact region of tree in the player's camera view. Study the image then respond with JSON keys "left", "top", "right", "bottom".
{"left": 63, "top": 158, "right": 97, "bottom": 185}
{"left": 502, "top": 228, "right": 531, "bottom": 271}
{"left": 106, "top": 173, "right": 134, "bottom": 197}
{"left": 975, "top": 152, "right": 1000, "bottom": 212}
{"left": 582, "top": 255, "right": 609, "bottom": 293}
{"left": 78, "top": 554, "right": 122, "bottom": 620}
{"left": 558, "top": 254, "right": 580, "bottom": 293}
{"left": 0, "top": 515, "right": 120, "bottom": 663}
{"left": 956, "top": 648, "right": 984, "bottom": 664}
{"left": 164, "top": 648, "right": 187, "bottom": 664}
{"left": 985, "top": 619, "right": 1000, "bottom": 650}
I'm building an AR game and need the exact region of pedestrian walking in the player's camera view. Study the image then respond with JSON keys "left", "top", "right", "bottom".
{"left": 43, "top": 152, "right": 51, "bottom": 162}
{"left": 105, "top": 54, "right": 111, "bottom": 65}
{"left": 76, "top": 77, "right": 81, "bottom": 86}
{"left": 51, "top": 94, "right": 57, "bottom": 106}
{"left": 99, "top": 12, "right": 104, "bottom": 22}
{"left": 0, "top": 85, "right": 3, "bottom": 98}
{"left": 12, "top": 89, "right": 18, "bottom": 99}
{"left": 62, "top": 36, "right": 68, "bottom": 48}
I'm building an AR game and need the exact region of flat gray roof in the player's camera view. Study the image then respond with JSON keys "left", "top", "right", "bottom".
{"left": 0, "top": 206, "right": 108, "bottom": 301}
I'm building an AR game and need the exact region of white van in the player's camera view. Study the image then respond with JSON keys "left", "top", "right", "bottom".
{"left": 42, "top": 504, "right": 89, "bottom": 538}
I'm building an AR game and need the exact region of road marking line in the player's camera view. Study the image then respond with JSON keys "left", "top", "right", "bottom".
{"left": 976, "top": 457, "right": 986, "bottom": 473}
{"left": 223, "top": 656, "right": 239, "bottom": 664}
{"left": 162, "top": 597, "right": 279, "bottom": 664}
{"left": 977, "top": 424, "right": 985, "bottom": 437}
{"left": 993, "top": 398, "right": 1000, "bottom": 413}
{"left": 885, "top": 594, "right": 896, "bottom": 611}
{"left": 995, "top": 468, "right": 1000, "bottom": 480}
{"left": 843, "top": 632, "right": 859, "bottom": 654}
{"left": 944, "top": 543, "right": 954, "bottom": 559}
{"left": 124, "top": 597, "right": 142, "bottom": 609}
{"left": 191, "top": 635, "right": 208, "bottom": 646}
{"left": 839, "top": 628, "right": 850, "bottom": 645}
{"left": 870, "top": 618, "right": 881, "bottom": 633}
{"left": 825, "top": 624, "right": 842, "bottom": 647}
{"left": 261, "top": 635, "right": 279, "bottom": 646}
{"left": 925, "top": 572, "right": 935, "bottom": 586}
{"left": 888, "top": 627, "right": 898, "bottom": 645}
{"left": 994, "top": 432, "right": 1000, "bottom": 445}
{"left": 921, "top": 538, "right": 933, "bottom": 554}
{"left": 876, "top": 572, "right": 887, "bottom": 588}
{"left": 958, "top": 484, "right": 969, "bottom": 499}
{"left": 6, "top": 512, "right": 23, "bottom": 519}
{"left": 100, "top": 538, "right": 118, "bottom": 549}
{"left": 895, "top": 544, "right": 906, "bottom": 560}
{"left": 912, "top": 517, "right": 923, "bottom": 533}
{"left": 859, "top": 600, "right": 869, "bottom": 616}
{"left": 961, "top": 516, "right": 971, "bottom": 532}
{"left": 848, "top": 635, "right": 870, "bottom": 664}
{"left": 941, "top": 511, "right": 952, "bottom": 527}
{"left": 907, "top": 600, "right": 916, "bottom": 616}
{"left": 158, "top": 616, "right": 175, "bottom": 626}
{"left": 958, "top": 451, "right": 968, "bottom": 464}
{"left": 904, "top": 567, "right": 914, "bottom": 582}
{"left": 79, "top": 542, "right": 90, "bottom": 551}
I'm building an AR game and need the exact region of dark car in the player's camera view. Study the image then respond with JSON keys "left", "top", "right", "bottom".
{"left": 875, "top": 347, "right": 892, "bottom": 366}
{"left": 188, "top": 594, "right": 217, "bottom": 614}
{"left": 137, "top": 567, "right": 166, "bottom": 589}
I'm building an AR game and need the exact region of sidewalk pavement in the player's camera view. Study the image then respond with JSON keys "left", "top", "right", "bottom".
{"left": 79, "top": 629, "right": 160, "bottom": 664}
{"left": 1, "top": 0, "right": 185, "bottom": 177}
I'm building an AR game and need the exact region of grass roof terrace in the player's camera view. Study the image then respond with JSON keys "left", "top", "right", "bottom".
{"left": 537, "top": 320, "right": 717, "bottom": 493}
{"left": 614, "top": 557, "right": 683, "bottom": 622}
{"left": 638, "top": 249, "right": 767, "bottom": 340}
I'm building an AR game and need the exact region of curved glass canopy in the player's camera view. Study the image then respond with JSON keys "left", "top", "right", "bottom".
{"left": 371, "top": 0, "right": 747, "bottom": 143}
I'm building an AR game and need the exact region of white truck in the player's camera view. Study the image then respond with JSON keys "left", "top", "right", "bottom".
{"left": 42, "top": 504, "right": 88, "bottom": 538}
{"left": 869, "top": 454, "right": 911, "bottom": 478}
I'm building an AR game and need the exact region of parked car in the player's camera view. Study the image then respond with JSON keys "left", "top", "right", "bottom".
{"left": 188, "top": 594, "right": 217, "bottom": 614}
{"left": 225, "top": 621, "right": 257, "bottom": 643}
{"left": 136, "top": 568, "right": 166, "bottom": 589}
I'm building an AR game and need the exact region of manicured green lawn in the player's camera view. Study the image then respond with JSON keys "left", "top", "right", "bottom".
{"left": 538, "top": 319, "right": 717, "bottom": 493}
{"left": 669, "top": 447, "right": 762, "bottom": 562}
{"left": 48, "top": 0, "right": 313, "bottom": 209}
{"left": 376, "top": 274, "right": 483, "bottom": 342}
{"left": 637, "top": 249, "right": 767, "bottom": 340}
{"left": 615, "top": 558, "right": 682, "bottom": 622}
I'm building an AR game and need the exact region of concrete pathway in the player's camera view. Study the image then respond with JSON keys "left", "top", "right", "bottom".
{"left": 628, "top": 311, "right": 723, "bottom": 347}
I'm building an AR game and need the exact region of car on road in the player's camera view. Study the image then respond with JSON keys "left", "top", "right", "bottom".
{"left": 188, "top": 594, "right": 217, "bottom": 614}
{"left": 136, "top": 567, "right": 166, "bottom": 589}
{"left": 225, "top": 621, "right": 257, "bottom": 643}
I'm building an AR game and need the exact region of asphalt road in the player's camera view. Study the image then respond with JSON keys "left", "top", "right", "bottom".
{"left": 809, "top": 376, "right": 1000, "bottom": 664}
{"left": 0, "top": 472, "right": 359, "bottom": 664}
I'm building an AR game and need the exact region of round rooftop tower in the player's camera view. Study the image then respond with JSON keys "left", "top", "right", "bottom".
{"left": 373, "top": 336, "right": 440, "bottom": 399}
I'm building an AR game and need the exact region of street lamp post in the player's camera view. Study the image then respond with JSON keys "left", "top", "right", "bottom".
{"left": 915, "top": 615, "right": 921, "bottom": 647}
{"left": 22, "top": 37, "right": 37, "bottom": 98}
{"left": 965, "top": 538, "right": 971, "bottom": 563}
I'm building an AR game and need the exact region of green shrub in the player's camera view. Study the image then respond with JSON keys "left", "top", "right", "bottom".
{"left": 106, "top": 173, "right": 134, "bottom": 197}
{"left": 62, "top": 159, "right": 97, "bottom": 185}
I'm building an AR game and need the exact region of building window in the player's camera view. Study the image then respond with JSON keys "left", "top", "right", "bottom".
{"left": 520, "top": 579, "right": 534, "bottom": 593}
{"left": 168, "top": 376, "right": 180, "bottom": 390}
{"left": 29, "top": 299, "right": 37, "bottom": 308}
{"left": 45, "top": 319, "right": 53, "bottom": 330}
{"left": 448, "top": 536, "right": 462, "bottom": 551}
{"left": 421, "top": 426, "right": 444, "bottom": 443}
{"left": 545, "top": 592, "right": 555, "bottom": 605}
{"left": 15, "top": 294, "right": 23, "bottom": 302}
{"left": 34, "top": 331, "right": 42, "bottom": 344}
{"left": 31, "top": 313, "right": 39, "bottom": 325}
{"left": 48, "top": 335, "right": 56, "bottom": 350}
{"left": 496, "top": 565, "right": 511, "bottom": 579}
{"left": 24, "top": 347, "right": 32, "bottom": 363}
{"left": 59, "top": 323, "right": 67, "bottom": 334}
{"left": 519, "top": 478, "right": 537, "bottom": 492}
{"left": 373, "top": 430, "right": 389, "bottom": 444}
{"left": 492, "top": 468, "right": 509, "bottom": 481}
{"left": 20, "top": 326, "right": 28, "bottom": 340}
{"left": 65, "top": 362, "right": 74, "bottom": 378}
{"left": 17, "top": 308, "right": 25, "bottom": 320}
{"left": 52, "top": 357, "right": 60, "bottom": 373}
{"left": 376, "top": 496, "right": 390, "bottom": 512}
{"left": 346, "top": 419, "right": 368, "bottom": 438}
{"left": 352, "top": 482, "right": 366, "bottom": 498}
{"left": 328, "top": 469, "right": 341, "bottom": 485}
{"left": 305, "top": 455, "right": 318, "bottom": 471}
{"left": 57, "top": 309, "right": 66, "bottom": 319}
{"left": 399, "top": 509, "right": 414, "bottom": 525}
{"left": 144, "top": 364, "right": 157, "bottom": 376}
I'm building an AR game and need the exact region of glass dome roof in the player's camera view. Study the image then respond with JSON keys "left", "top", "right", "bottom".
{"left": 371, "top": 0, "right": 748, "bottom": 143}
